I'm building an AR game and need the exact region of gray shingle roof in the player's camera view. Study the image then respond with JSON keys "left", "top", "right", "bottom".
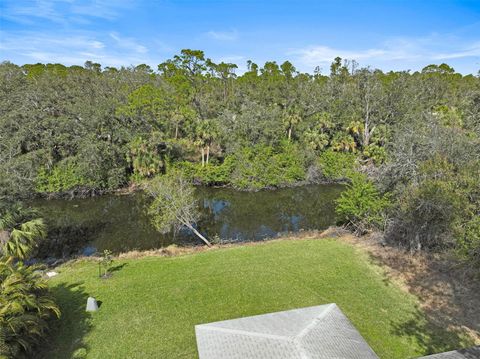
{"left": 195, "top": 303, "right": 479, "bottom": 359}
{"left": 195, "top": 303, "right": 379, "bottom": 359}
{"left": 418, "top": 346, "right": 480, "bottom": 359}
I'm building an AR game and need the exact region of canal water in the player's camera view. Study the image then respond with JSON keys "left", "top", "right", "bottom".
{"left": 32, "top": 184, "right": 344, "bottom": 257}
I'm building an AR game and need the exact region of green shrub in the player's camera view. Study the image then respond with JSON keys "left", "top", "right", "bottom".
{"left": 317, "top": 149, "right": 358, "bottom": 181}
{"left": 231, "top": 142, "right": 306, "bottom": 190}
{"left": 175, "top": 142, "right": 306, "bottom": 190}
{"left": 457, "top": 216, "right": 480, "bottom": 267}
{"left": 36, "top": 161, "right": 89, "bottom": 193}
{"left": 363, "top": 144, "right": 387, "bottom": 165}
{"left": 0, "top": 258, "right": 60, "bottom": 358}
{"left": 75, "top": 141, "right": 128, "bottom": 190}
{"left": 335, "top": 174, "right": 390, "bottom": 234}
{"left": 72, "top": 348, "right": 88, "bottom": 359}
{"left": 174, "top": 155, "right": 235, "bottom": 185}
{"left": 36, "top": 144, "right": 129, "bottom": 192}
{"left": 385, "top": 156, "right": 475, "bottom": 251}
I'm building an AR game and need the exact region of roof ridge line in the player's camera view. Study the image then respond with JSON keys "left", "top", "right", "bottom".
{"left": 291, "top": 303, "right": 337, "bottom": 359}
{"left": 296, "top": 303, "right": 336, "bottom": 339}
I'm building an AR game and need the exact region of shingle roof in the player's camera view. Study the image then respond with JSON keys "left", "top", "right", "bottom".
{"left": 418, "top": 346, "right": 480, "bottom": 359}
{"left": 195, "top": 303, "right": 480, "bottom": 359}
{"left": 195, "top": 303, "right": 379, "bottom": 359}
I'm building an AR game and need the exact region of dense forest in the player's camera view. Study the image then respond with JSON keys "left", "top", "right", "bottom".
{"left": 0, "top": 50, "right": 479, "bottom": 265}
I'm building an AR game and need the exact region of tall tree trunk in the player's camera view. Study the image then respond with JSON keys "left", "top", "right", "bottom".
{"left": 288, "top": 127, "right": 292, "bottom": 141}
{"left": 186, "top": 223, "right": 212, "bottom": 246}
{"left": 362, "top": 90, "right": 375, "bottom": 147}
{"left": 206, "top": 145, "right": 210, "bottom": 164}
{"left": 363, "top": 117, "right": 375, "bottom": 147}
{"left": 175, "top": 124, "right": 178, "bottom": 139}
{"left": 201, "top": 147, "right": 205, "bottom": 167}
{"left": 364, "top": 119, "right": 369, "bottom": 147}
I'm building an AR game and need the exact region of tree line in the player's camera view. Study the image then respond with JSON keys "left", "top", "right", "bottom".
{"left": 0, "top": 50, "right": 479, "bottom": 264}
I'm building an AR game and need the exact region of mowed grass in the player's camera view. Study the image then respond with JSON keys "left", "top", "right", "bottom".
{"left": 41, "top": 238, "right": 471, "bottom": 359}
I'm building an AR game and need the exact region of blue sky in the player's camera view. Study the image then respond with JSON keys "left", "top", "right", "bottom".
{"left": 1, "top": 0, "right": 479, "bottom": 74}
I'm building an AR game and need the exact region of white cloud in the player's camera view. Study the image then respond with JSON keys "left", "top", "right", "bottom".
{"left": 70, "top": 0, "right": 135, "bottom": 20}
{"left": 290, "top": 34, "right": 480, "bottom": 72}
{"left": 216, "top": 55, "right": 245, "bottom": 63}
{"left": 206, "top": 30, "right": 239, "bottom": 41}
{"left": 109, "top": 32, "right": 148, "bottom": 54}
{"left": 1, "top": 0, "right": 69, "bottom": 24}
{"left": 432, "top": 42, "right": 480, "bottom": 60}
{"left": 0, "top": 31, "right": 151, "bottom": 67}
{"left": 0, "top": 0, "right": 136, "bottom": 24}
{"left": 292, "top": 46, "right": 388, "bottom": 66}
{"left": 91, "top": 41, "right": 105, "bottom": 49}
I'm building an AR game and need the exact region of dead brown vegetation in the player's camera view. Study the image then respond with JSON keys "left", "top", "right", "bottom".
{"left": 343, "top": 230, "right": 480, "bottom": 345}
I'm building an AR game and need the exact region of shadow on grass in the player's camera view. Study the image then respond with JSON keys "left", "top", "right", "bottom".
{"left": 39, "top": 282, "right": 92, "bottom": 359}
{"left": 108, "top": 262, "right": 128, "bottom": 274}
{"left": 366, "top": 243, "right": 479, "bottom": 355}
{"left": 391, "top": 308, "right": 474, "bottom": 355}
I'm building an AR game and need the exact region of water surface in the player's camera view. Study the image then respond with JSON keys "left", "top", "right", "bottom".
{"left": 32, "top": 184, "right": 343, "bottom": 257}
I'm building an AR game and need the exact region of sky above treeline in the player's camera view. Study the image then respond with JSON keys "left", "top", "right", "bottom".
{"left": 0, "top": 0, "right": 479, "bottom": 74}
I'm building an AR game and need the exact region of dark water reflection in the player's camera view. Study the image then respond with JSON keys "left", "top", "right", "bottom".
{"left": 32, "top": 184, "right": 343, "bottom": 257}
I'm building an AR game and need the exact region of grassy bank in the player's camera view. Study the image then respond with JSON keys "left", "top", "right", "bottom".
{"left": 41, "top": 238, "right": 473, "bottom": 358}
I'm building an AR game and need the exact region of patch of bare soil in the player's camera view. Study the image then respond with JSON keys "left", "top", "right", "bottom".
{"left": 341, "top": 229, "right": 480, "bottom": 347}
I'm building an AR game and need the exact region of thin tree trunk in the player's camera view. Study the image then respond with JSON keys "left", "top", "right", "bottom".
{"left": 206, "top": 145, "right": 210, "bottom": 164}
{"left": 187, "top": 224, "right": 212, "bottom": 246}
{"left": 288, "top": 127, "right": 292, "bottom": 141}
{"left": 175, "top": 124, "right": 178, "bottom": 139}
{"left": 201, "top": 147, "right": 205, "bottom": 167}
{"left": 364, "top": 119, "right": 369, "bottom": 147}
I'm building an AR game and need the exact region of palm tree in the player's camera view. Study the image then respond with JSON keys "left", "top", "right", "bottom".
{"left": 0, "top": 257, "right": 60, "bottom": 358}
{"left": 282, "top": 108, "right": 302, "bottom": 141}
{"left": 331, "top": 133, "right": 357, "bottom": 153}
{"left": 0, "top": 204, "right": 59, "bottom": 358}
{"left": 195, "top": 119, "right": 218, "bottom": 166}
{"left": 0, "top": 205, "right": 46, "bottom": 260}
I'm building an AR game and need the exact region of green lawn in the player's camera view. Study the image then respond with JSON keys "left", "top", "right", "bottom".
{"left": 42, "top": 238, "right": 473, "bottom": 359}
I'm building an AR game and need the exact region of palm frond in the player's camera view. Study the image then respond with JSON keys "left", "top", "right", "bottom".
{"left": 0, "top": 257, "right": 60, "bottom": 357}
